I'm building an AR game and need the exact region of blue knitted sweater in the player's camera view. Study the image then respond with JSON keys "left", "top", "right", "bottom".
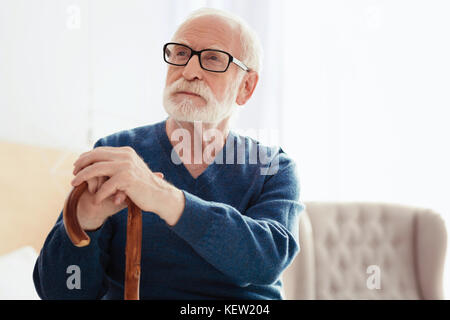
{"left": 33, "top": 118, "right": 304, "bottom": 300}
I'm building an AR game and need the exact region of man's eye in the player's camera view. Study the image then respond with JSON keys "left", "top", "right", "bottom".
{"left": 206, "top": 55, "right": 222, "bottom": 63}
{"left": 177, "top": 51, "right": 188, "bottom": 56}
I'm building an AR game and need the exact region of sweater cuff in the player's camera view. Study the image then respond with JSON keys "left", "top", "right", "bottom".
{"left": 169, "top": 190, "right": 213, "bottom": 245}
{"left": 59, "top": 220, "right": 105, "bottom": 250}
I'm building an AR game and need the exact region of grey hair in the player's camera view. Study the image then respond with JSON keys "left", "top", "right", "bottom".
{"left": 173, "top": 7, "right": 263, "bottom": 74}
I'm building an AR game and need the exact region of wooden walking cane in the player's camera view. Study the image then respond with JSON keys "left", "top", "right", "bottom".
{"left": 62, "top": 181, "right": 142, "bottom": 300}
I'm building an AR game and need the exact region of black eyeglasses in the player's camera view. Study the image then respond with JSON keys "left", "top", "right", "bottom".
{"left": 163, "top": 42, "right": 250, "bottom": 73}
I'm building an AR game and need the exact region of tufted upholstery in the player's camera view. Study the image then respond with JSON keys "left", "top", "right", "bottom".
{"left": 281, "top": 202, "right": 447, "bottom": 299}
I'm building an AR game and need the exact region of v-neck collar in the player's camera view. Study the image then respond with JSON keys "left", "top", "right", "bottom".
{"left": 155, "top": 118, "right": 235, "bottom": 191}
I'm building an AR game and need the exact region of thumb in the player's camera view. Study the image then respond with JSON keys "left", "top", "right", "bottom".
{"left": 154, "top": 172, "right": 164, "bottom": 179}
{"left": 114, "top": 191, "right": 127, "bottom": 205}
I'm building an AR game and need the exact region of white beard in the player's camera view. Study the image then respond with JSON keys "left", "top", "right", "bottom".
{"left": 162, "top": 76, "right": 242, "bottom": 124}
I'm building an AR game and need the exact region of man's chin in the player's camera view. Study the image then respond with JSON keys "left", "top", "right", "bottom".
{"left": 163, "top": 99, "right": 233, "bottom": 124}
{"left": 168, "top": 113, "right": 217, "bottom": 123}
{"left": 163, "top": 106, "right": 207, "bottom": 123}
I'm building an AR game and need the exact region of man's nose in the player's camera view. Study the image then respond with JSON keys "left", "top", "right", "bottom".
{"left": 182, "top": 54, "right": 204, "bottom": 81}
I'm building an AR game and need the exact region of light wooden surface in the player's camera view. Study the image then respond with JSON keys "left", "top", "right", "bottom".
{"left": 0, "top": 140, "right": 81, "bottom": 255}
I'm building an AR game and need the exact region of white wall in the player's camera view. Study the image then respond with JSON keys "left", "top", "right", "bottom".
{"left": 0, "top": 0, "right": 91, "bottom": 151}
{"left": 282, "top": 0, "right": 450, "bottom": 298}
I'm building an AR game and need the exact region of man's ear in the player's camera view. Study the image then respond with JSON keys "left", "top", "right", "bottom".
{"left": 236, "top": 71, "right": 259, "bottom": 106}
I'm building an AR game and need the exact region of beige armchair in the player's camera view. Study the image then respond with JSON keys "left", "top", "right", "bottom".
{"left": 281, "top": 202, "right": 448, "bottom": 299}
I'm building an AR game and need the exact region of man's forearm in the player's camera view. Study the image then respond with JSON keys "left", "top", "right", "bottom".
{"left": 164, "top": 190, "right": 301, "bottom": 287}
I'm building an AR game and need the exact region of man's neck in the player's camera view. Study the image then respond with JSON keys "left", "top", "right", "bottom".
{"left": 165, "top": 116, "right": 231, "bottom": 166}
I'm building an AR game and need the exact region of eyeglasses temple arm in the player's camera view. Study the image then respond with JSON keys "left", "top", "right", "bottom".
{"left": 232, "top": 57, "right": 250, "bottom": 72}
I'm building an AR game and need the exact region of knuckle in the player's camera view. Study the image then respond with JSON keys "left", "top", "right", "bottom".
{"left": 123, "top": 146, "right": 135, "bottom": 155}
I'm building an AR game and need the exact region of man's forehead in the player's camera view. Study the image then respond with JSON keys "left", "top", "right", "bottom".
{"left": 172, "top": 15, "right": 239, "bottom": 55}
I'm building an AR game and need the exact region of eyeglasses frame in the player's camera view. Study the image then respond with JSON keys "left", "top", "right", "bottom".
{"left": 163, "top": 42, "right": 250, "bottom": 73}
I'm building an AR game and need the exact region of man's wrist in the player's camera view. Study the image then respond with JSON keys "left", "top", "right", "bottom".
{"left": 80, "top": 217, "right": 106, "bottom": 232}
{"left": 154, "top": 184, "right": 185, "bottom": 226}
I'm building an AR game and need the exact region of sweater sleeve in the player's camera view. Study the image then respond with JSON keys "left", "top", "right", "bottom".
{"left": 32, "top": 215, "right": 113, "bottom": 299}
{"left": 33, "top": 139, "right": 113, "bottom": 300}
{"left": 168, "top": 153, "right": 305, "bottom": 287}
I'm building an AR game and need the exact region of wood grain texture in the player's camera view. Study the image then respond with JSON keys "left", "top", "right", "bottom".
{"left": 124, "top": 197, "right": 142, "bottom": 300}
{"left": 62, "top": 181, "right": 90, "bottom": 247}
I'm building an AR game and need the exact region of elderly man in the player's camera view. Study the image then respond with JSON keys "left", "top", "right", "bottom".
{"left": 33, "top": 8, "right": 304, "bottom": 300}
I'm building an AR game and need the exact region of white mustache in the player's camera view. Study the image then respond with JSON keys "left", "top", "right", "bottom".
{"left": 167, "top": 79, "right": 215, "bottom": 102}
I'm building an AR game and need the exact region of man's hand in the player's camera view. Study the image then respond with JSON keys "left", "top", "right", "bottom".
{"left": 71, "top": 146, "right": 185, "bottom": 226}
{"left": 73, "top": 174, "right": 162, "bottom": 231}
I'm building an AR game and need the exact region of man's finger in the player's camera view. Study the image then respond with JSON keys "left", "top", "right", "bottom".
{"left": 71, "top": 161, "right": 116, "bottom": 187}
{"left": 87, "top": 178, "right": 97, "bottom": 194}
{"left": 96, "top": 176, "right": 108, "bottom": 193}
{"left": 94, "top": 174, "right": 124, "bottom": 205}
{"left": 115, "top": 191, "right": 127, "bottom": 205}
{"left": 118, "top": 191, "right": 127, "bottom": 203}
{"left": 73, "top": 147, "right": 125, "bottom": 175}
